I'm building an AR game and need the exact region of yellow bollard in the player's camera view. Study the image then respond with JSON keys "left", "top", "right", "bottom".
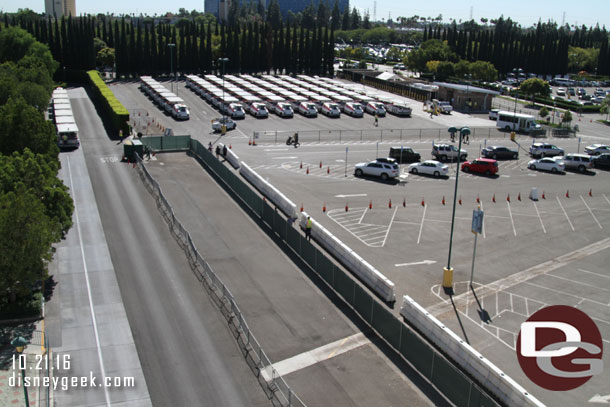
{"left": 442, "top": 267, "right": 453, "bottom": 289}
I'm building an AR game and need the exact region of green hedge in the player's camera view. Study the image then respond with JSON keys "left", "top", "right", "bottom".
{"left": 87, "top": 70, "right": 130, "bottom": 137}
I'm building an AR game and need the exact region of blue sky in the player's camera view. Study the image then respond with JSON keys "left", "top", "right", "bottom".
{"left": 0, "top": 1, "right": 607, "bottom": 28}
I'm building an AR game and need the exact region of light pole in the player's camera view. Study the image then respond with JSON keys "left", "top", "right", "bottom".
{"left": 11, "top": 337, "right": 29, "bottom": 407}
{"left": 218, "top": 58, "right": 229, "bottom": 135}
{"left": 443, "top": 126, "right": 470, "bottom": 296}
{"left": 168, "top": 43, "right": 176, "bottom": 93}
{"left": 513, "top": 90, "right": 519, "bottom": 132}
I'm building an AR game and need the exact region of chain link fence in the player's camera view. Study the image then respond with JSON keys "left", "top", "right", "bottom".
{"left": 253, "top": 126, "right": 524, "bottom": 145}
{"left": 134, "top": 152, "right": 305, "bottom": 407}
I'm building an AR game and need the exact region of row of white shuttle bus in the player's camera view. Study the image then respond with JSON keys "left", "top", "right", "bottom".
{"left": 140, "top": 76, "right": 190, "bottom": 120}
{"left": 49, "top": 87, "right": 80, "bottom": 148}
{"left": 141, "top": 73, "right": 413, "bottom": 121}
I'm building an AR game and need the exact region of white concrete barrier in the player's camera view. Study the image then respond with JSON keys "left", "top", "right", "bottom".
{"left": 217, "top": 143, "right": 240, "bottom": 169}
{"left": 400, "top": 295, "right": 545, "bottom": 407}
{"left": 239, "top": 162, "right": 297, "bottom": 219}
{"left": 300, "top": 212, "right": 395, "bottom": 303}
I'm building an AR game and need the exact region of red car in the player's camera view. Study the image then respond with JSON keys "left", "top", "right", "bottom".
{"left": 461, "top": 158, "right": 498, "bottom": 175}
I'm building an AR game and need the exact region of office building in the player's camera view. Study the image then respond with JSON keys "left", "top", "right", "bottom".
{"left": 205, "top": 0, "right": 349, "bottom": 19}
{"left": 45, "top": 0, "right": 76, "bottom": 17}
{"left": 276, "top": 0, "right": 349, "bottom": 18}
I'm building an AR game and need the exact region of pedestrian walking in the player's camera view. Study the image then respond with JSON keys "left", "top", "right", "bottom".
{"left": 208, "top": 142, "right": 213, "bottom": 152}
{"left": 305, "top": 216, "right": 313, "bottom": 241}
{"left": 215, "top": 145, "right": 220, "bottom": 159}
{"left": 374, "top": 112, "right": 379, "bottom": 127}
{"left": 222, "top": 144, "right": 227, "bottom": 158}
{"left": 463, "top": 133, "right": 469, "bottom": 144}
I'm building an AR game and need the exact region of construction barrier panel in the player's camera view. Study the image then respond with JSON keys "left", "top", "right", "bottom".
{"left": 217, "top": 142, "right": 240, "bottom": 169}
{"left": 400, "top": 295, "right": 545, "bottom": 407}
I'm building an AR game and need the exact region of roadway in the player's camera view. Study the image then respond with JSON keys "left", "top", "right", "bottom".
{"left": 47, "top": 86, "right": 271, "bottom": 406}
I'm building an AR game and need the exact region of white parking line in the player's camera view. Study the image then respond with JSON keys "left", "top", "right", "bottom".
{"left": 556, "top": 196, "right": 575, "bottom": 231}
{"left": 532, "top": 201, "right": 547, "bottom": 234}
{"left": 358, "top": 208, "right": 368, "bottom": 224}
{"left": 506, "top": 201, "right": 517, "bottom": 236}
{"left": 604, "top": 193, "right": 610, "bottom": 206}
{"left": 382, "top": 206, "right": 398, "bottom": 247}
{"left": 580, "top": 195, "right": 603, "bottom": 229}
{"left": 578, "top": 269, "right": 610, "bottom": 279}
{"left": 417, "top": 204, "right": 427, "bottom": 245}
{"left": 547, "top": 273, "right": 610, "bottom": 292}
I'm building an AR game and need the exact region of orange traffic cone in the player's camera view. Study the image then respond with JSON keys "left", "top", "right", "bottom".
{"left": 458, "top": 196, "right": 462, "bottom": 205}
{"left": 322, "top": 202, "right": 326, "bottom": 212}
{"left": 300, "top": 203, "right": 304, "bottom": 212}
{"left": 319, "top": 161, "right": 322, "bottom": 168}
{"left": 518, "top": 192, "right": 521, "bottom": 201}
{"left": 369, "top": 200, "right": 373, "bottom": 209}
{"left": 476, "top": 195, "right": 480, "bottom": 204}
{"left": 421, "top": 198, "right": 425, "bottom": 207}
{"left": 442, "top": 196, "right": 445, "bottom": 205}
{"left": 248, "top": 138, "right": 252, "bottom": 146}
{"left": 566, "top": 190, "right": 570, "bottom": 198}
{"left": 327, "top": 166, "right": 330, "bottom": 174}
{"left": 306, "top": 167, "right": 310, "bottom": 174}
{"left": 300, "top": 161, "right": 303, "bottom": 169}
{"left": 507, "top": 194, "right": 511, "bottom": 203}
{"left": 589, "top": 189, "right": 592, "bottom": 197}
{"left": 542, "top": 190, "right": 546, "bottom": 199}
{"left": 229, "top": 144, "right": 232, "bottom": 149}
{"left": 252, "top": 139, "right": 256, "bottom": 146}
{"left": 403, "top": 198, "right": 406, "bottom": 207}
{"left": 345, "top": 203, "right": 349, "bottom": 212}
{"left": 492, "top": 194, "right": 496, "bottom": 203}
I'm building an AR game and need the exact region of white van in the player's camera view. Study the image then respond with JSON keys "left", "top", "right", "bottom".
{"left": 321, "top": 102, "right": 341, "bottom": 117}
{"left": 343, "top": 102, "right": 364, "bottom": 117}
{"left": 298, "top": 102, "right": 318, "bottom": 117}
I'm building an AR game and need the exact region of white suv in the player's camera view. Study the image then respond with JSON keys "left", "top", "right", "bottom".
{"left": 431, "top": 144, "right": 468, "bottom": 161}
{"left": 558, "top": 153, "right": 592, "bottom": 172}
{"left": 354, "top": 159, "right": 400, "bottom": 181}
{"left": 529, "top": 143, "right": 564, "bottom": 158}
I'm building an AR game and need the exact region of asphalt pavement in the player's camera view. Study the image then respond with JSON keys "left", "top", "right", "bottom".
{"left": 47, "top": 87, "right": 272, "bottom": 406}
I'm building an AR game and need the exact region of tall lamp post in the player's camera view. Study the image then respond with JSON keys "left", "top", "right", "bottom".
{"left": 442, "top": 126, "right": 471, "bottom": 295}
{"left": 218, "top": 58, "right": 229, "bottom": 135}
{"left": 168, "top": 43, "right": 176, "bottom": 94}
{"left": 11, "top": 337, "right": 29, "bottom": 407}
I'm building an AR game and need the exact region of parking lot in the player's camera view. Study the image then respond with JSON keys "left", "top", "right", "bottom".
{"left": 112, "top": 77, "right": 610, "bottom": 407}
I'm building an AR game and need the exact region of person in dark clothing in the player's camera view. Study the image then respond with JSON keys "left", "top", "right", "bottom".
{"left": 222, "top": 145, "right": 228, "bottom": 157}
{"left": 215, "top": 145, "right": 220, "bottom": 159}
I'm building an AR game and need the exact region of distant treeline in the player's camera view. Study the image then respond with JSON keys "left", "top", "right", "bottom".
{"left": 422, "top": 17, "right": 610, "bottom": 75}
{"left": 1, "top": 13, "right": 335, "bottom": 78}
